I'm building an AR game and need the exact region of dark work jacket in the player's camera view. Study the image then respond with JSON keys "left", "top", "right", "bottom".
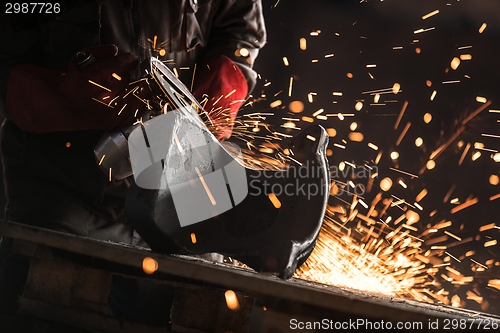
{"left": 0, "top": 0, "right": 266, "bottom": 222}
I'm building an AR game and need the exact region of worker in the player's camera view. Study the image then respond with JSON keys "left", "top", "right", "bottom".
{"left": 0, "top": 0, "right": 266, "bottom": 324}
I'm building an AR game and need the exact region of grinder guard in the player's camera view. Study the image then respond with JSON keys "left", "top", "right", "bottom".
{"left": 125, "top": 107, "right": 330, "bottom": 278}
{"left": 95, "top": 57, "right": 330, "bottom": 279}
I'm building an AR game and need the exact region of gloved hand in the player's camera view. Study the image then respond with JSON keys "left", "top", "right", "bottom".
{"left": 6, "top": 44, "right": 151, "bottom": 134}
{"left": 192, "top": 55, "right": 248, "bottom": 140}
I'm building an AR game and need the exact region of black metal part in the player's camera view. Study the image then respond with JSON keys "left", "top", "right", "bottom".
{"left": 125, "top": 122, "right": 330, "bottom": 279}
{"left": 75, "top": 51, "right": 97, "bottom": 69}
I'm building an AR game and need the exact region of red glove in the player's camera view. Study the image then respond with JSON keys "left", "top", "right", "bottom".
{"left": 6, "top": 44, "right": 150, "bottom": 133}
{"left": 192, "top": 55, "right": 248, "bottom": 140}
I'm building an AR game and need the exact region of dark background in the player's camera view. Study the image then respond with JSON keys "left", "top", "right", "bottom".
{"left": 250, "top": 0, "right": 500, "bottom": 315}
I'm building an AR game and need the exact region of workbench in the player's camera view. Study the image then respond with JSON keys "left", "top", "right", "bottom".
{"left": 1, "top": 220, "right": 498, "bottom": 332}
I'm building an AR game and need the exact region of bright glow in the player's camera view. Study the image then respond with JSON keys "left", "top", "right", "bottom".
{"left": 380, "top": 177, "right": 393, "bottom": 191}
{"left": 450, "top": 57, "right": 460, "bottom": 70}
{"left": 289, "top": 100, "right": 304, "bottom": 113}
{"left": 225, "top": 290, "right": 240, "bottom": 311}
{"left": 415, "top": 137, "right": 424, "bottom": 147}
{"left": 142, "top": 257, "right": 158, "bottom": 275}
{"left": 349, "top": 132, "right": 364, "bottom": 142}
{"left": 326, "top": 128, "right": 337, "bottom": 137}
{"left": 300, "top": 38, "right": 307, "bottom": 50}
{"left": 392, "top": 83, "right": 401, "bottom": 94}
{"left": 355, "top": 101, "right": 363, "bottom": 111}
{"left": 426, "top": 160, "right": 436, "bottom": 170}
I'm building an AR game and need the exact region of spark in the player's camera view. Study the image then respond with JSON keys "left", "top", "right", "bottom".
{"left": 288, "top": 77, "right": 293, "bottom": 96}
{"left": 422, "top": 10, "right": 439, "bottom": 20}
{"left": 481, "top": 133, "right": 500, "bottom": 139}
{"left": 476, "top": 96, "right": 488, "bottom": 103}
{"left": 458, "top": 143, "right": 471, "bottom": 166}
{"left": 88, "top": 80, "right": 111, "bottom": 92}
{"left": 445, "top": 252, "right": 461, "bottom": 263}
{"left": 194, "top": 167, "right": 217, "bottom": 206}
{"left": 306, "top": 135, "right": 316, "bottom": 141}
{"left": 142, "top": 257, "right": 158, "bottom": 275}
{"left": 300, "top": 38, "right": 307, "bottom": 50}
{"left": 362, "top": 87, "right": 394, "bottom": 95}
{"left": 326, "top": 128, "right": 337, "bottom": 137}
{"left": 450, "top": 57, "right": 460, "bottom": 70}
{"left": 379, "top": 177, "right": 393, "bottom": 191}
{"left": 92, "top": 97, "right": 114, "bottom": 108}
{"left": 414, "top": 27, "right": 435, "bottom": 34}
{"left": 390, "top": 167, "right": 418, "bottom": 178}
{"left": 355, "top": 101, "right": 363, "bottom": 111}
{"left": 430, "top": 90, "right": 437, "bottom": 101}
{"left": 484, "top": 240, "right": 497, "bottom": 248}
{"left": 450, "top": 198, "right": 478, "bottom": 214}
{"left": 444, "top": 231, "right": 461, "bottom": 241}
{"left": 312, "top": 108, "right": 325, "bottom": 117}
{"left": 479, "top": 223, "right": 496, "bottom": 232}
{"left": 190, "top": 63, "right": 197, "bottom": 92}
{"left": 270, "top": 100, "right": 282, "bottom": 108}
{"left": 117, "top": 104, "right": 127, "bottom": 115}
{"left": 461, "top": 100, "right": 491, "bottom": 124}
{"left": 415, "top": 189, "right": 427, "bottom": 202}
{"left": 429, "top": 127, "right": 465, "bottom": 161}
{"left": 296, "top": 216, "right": 424, "bottom": 296}
{"left": 479, "top": 23, "right": 487, "bottom": 34}
{"left": 471, "top": 151, "right": 481, "bottom": 161}
{"left": 470, "top": 259, "right": 487, "bottom": 269}
{"left": 225, "top": 290, "right": 240, "bottom": 311}
{"left": 394, "top": 101, "right": 408, "bottom": 130}
{"left": 396, "top": 122, "right": 411, "bottom": 146}
{"left": 392, "top": 83, "right": 401, "bottom": 94}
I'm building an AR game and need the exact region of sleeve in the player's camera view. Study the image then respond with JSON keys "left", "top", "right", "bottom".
{"left": 0, "top": 14, "right": 43, "bottom": 119}
{"left": 204, "top": 0, "right": 267, "bottom": 93}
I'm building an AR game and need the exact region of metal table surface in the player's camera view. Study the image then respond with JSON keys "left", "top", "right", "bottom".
{"left": 1, "top": 219, "right": 499, "bottom": 331}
